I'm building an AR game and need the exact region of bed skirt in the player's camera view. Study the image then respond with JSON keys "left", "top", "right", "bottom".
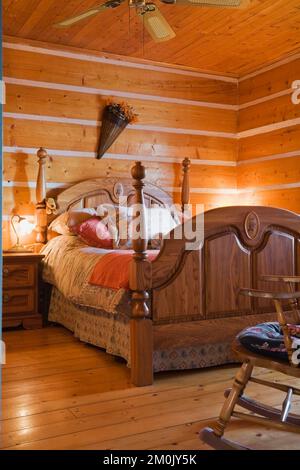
{"left": 48, "top": 287, "right": 131, "bottom": 366}
{"left": 49, "top": 287, "right": 238, "bottom": 372}
{"left": 49, "top": 287, "right": 293, "bottom": 373}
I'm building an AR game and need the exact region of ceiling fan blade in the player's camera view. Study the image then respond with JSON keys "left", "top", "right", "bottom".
{"left": 139, "top": 4, "right": 176, "bottom": 43}
{"left": 54, "top": 1, "right": 121, "bottom": 28}
{"left": 160, "top": 0, "right": 248, "bottom": 7}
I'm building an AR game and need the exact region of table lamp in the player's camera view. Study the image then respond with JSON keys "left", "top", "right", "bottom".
{"left": 5, "top": 215, "right": 35, "bottom": 253}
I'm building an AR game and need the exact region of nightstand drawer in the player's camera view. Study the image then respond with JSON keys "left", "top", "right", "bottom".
{"left": 3, "top": 289, "right": 35, "bottom": 314}
{"left": 3, "top": 263, "right": 35, "bottom": 288}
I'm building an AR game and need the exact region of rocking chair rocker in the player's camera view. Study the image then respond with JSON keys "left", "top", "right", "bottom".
{"left": 201, "top": 276, "right": 300, "bottom": 450}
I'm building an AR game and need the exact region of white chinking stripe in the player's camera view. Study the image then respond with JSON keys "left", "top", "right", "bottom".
{"left": 3, "top": 181, "right": 69, "bottom": 189}
{"left": 3, "top": 112, "right": 236, "bottom": 138}
{"left": 3, "top": 146, "right": 237, "bottom": 168}
{"left": 3, "top": 76, "right": 294, "bottom": 111}
{"left": 7, "top": 145, "right": 300, "bottom": 167}
{"left": 4, "top": 180, "right": 300, "bottom": 195}
{"left": 169, "top": 187, "right": 238, "bottom": 195}
{"left": 4, "top": 111, "right": 300, "bottom": 140}
{"left": 237, "top": 118, "right": 300, "bottom": 139}
{"left": 238, "top": 181, "right": 300, "bottom": 193}
{"left": 239, "top": 88, "right": 293, "bottom": 110}
{"left": 3, "top": 42, "right": 237, "bottom": 83}
{"left": 4, "top": 77, "right": 238, "bottom": 111}
{"left": 3, "top": 180, "right": 237, "bottom": 194}
{"left": 171, "top": 182, "right": 300, "bottom": 195}
{"left": 238, "top": 151, "right": 300, "bottom": 166}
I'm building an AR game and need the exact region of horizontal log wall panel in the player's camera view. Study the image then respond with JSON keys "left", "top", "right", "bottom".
{"left": 238, "top": 125, "right": 300, "bottom": 162}
{"left": 3, "top": 186, "right": 239, "bottom": 219}
{"left": 238, "top": 57, "right": 300, "bottom": 215}
{"left": 4, "top": 119, "right": 238, "bottom": 161}
{"left": 239, "top": 94, "right": 300, "bottom": 132}
{"left": 238, "top": 157, "right": 300, "bottom": 189}
{"left": 3, "top": 48, "right": 238, "bottom": 105}
{"left": 3, "top": 153, "right": 236, "bottom": 190}
{"left": 239, "top": 188, "right": 300, "bottom": 214}
{"left": 3, "top": 39, "right": 240, "bottom": 248}
{"left": 239, "top": 58, "right": 300, "bottom": 104}
{"left": 3, "top": 186, "right": 36, "bottom": 217}
{"left": 5, "top": 84, "right": 237, "bottom": 133}
{"left": 173, "top": 193, "right": 238, "bottom": 214}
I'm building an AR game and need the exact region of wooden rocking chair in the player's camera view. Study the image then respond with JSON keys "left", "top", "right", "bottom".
{"left": 201, "top": 276, "right": 300, "bottom": 450}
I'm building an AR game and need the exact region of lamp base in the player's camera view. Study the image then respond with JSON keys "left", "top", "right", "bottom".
{"left": 4, "top": 244, "right": 34, "bottom": 253}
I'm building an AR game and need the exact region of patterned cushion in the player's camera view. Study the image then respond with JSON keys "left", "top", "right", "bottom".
{"left": 237, "top": 322, "right": 300, "bottom": 362}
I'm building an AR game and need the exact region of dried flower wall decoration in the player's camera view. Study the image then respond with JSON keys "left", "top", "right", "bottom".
{"left": 97, "top": 101, "right": 138, "bottom": 159}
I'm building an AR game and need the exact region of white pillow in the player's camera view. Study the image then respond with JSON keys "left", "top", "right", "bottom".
{"left": 48, "top": 212, "right": 70, "bottom": 235}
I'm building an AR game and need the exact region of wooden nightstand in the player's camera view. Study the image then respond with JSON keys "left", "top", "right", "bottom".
{"left": 2, "top": 252, "right": 45, "bottom": 329}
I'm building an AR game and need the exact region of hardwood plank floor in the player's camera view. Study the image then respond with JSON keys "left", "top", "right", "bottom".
{"left": 1, "top": 326, "right": 299, "bottom": 450}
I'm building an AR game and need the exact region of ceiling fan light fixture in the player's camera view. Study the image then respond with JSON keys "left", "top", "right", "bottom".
{"left": 140, "top": 5, "right": 176, "bottom": 42}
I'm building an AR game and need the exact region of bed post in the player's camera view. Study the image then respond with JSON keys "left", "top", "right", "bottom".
{"left": 130, "top": 161, "right": 153, "bottom": 386}
{"left": 36, "top": 147, "right": 48, "bottom": 243}
{"left": 181, "top": 158, "right": 191, "bottom": 213}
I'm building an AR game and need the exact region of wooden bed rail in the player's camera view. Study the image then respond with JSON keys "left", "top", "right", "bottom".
{"left": 36, "top": 147, "right": 48, "bottom": 243}
{"left": 129, "top": 161, "right": 153, "bottom": 386}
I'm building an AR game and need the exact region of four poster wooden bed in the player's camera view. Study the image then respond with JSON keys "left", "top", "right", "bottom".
{"left": 35, "top": 148, "right": 300, "bottom": 387}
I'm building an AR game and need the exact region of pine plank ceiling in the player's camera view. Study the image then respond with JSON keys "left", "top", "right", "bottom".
{"left": 3, "top": 0, "right": 300, "bottom": 77}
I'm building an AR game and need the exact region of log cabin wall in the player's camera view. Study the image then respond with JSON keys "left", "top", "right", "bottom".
{"left": 3, "top": 37, "right": 238, "bottom": 249}
{"left": 3, "top": 38, "right": 300, "bottom": 250}
{"left": 238, "top": 55, "right": 300, "bottom": 212}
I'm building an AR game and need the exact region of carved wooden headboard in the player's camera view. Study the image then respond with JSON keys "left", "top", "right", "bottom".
{"left": 35, "top": 148, "right": 191, "bottom": 243}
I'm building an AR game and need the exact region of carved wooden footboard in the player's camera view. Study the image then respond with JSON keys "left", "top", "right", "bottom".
{"left": 151, "top": 206, "right": 300, "bottom": 327}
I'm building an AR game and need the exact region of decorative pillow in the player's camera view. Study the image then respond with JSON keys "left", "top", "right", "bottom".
{"left": 96, "top": 204, "right": 132, "bottom": 249}
{"left": 237, "top": 322, "right": 300, "bottom": 362}
{"left": 95, "top": 204, "right": 180, "bottom": 250}
{"left": 48, "top": 212, "right": 71, "bottom": 235}
{"left": 72, "top": 216, "right": 114, "bottom": 249}
{"left": 67, "top": 208, "right": 97, "bottom": 230}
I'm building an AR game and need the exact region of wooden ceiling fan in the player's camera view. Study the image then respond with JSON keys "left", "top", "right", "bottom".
{"left": 55, "top": 0, "right": 248, "bottom": 43}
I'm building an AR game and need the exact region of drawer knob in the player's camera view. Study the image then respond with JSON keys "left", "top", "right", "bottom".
{"left": 3, "top": 294, "right": 10, "bottom": 303}
{"left": 3, "top": 267, "right": 9, "bottom": 277}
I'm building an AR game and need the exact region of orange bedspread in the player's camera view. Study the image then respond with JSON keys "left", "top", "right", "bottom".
{"left": 89, "top": 250, "right": 159, "bottom": 290}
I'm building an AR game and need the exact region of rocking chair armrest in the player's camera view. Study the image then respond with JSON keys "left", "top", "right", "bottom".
{"left": 261, "top": 275, "right": 300, "bottom": 284}
{"left": 239, "top": 288, "right": 300, "bottom": 301}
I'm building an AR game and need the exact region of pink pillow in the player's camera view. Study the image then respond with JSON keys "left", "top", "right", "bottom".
{"left": 73, "top": 216, "right": 113, "bottom": 249}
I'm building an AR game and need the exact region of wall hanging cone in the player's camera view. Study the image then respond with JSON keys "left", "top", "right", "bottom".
{"left": 97, "top": 105, "right": 129, "bottom": 159}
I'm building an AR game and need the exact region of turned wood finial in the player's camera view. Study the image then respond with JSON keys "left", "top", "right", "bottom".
{"left": 130, "top": 161, "right": 151, "bottom": 320}
{"left": 36, "top": 147, "right": 48, "bottom": 243}
{"left": 181, "top": 157, "right": 191, "bottom": 213}
{"left": 131, "top": 160, "right": 146, "bottom": 184}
